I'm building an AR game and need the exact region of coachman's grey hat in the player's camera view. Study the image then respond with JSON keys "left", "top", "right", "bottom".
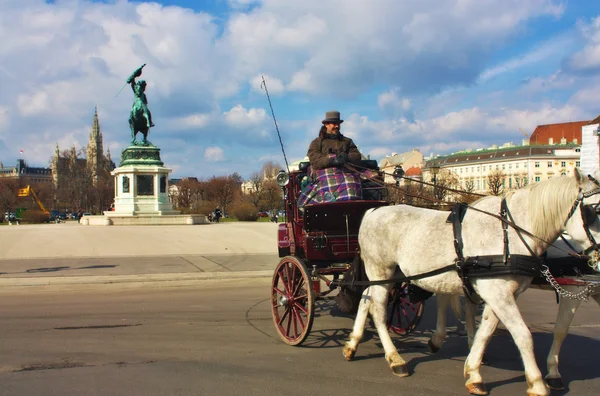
{"left": 322, "top": 110, "right": 344, "bottom": 124}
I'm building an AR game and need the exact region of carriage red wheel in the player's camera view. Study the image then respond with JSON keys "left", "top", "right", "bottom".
{"left": 271, "top": 256, "right": 315, "bottom": 346}
{"left": 386, "top": 283, "right": 424, "bottom": 336}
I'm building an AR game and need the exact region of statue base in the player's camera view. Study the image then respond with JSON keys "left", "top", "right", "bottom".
{"left": 80, "top": 143, "right": 208, "bottom": 225}
{"left": 119, "top": 142, "right": 164, "bottom": 167}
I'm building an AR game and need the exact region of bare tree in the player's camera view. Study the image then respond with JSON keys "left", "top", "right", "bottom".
{"left": 205, "top": 175, "right": 242, "bottom": 213}
{"left": 487, "top": 170, "right": 506, "bottom": 196}
{"left": 261, "top": 161, "right": 282, "bottom": 180}
{"left": 513, "top": 172, "right": 529, "bottom": 189}
{"left": 259, "top": 179, "right": 283, "bottom": 213}
{"left": 432, "top": 170, "right": 458, "bottom": 201}
{"left": 0, "top": 178, "right": 18, "bottom": 220}
{"left": 464, "top": 179, "right": 475, "bottom": 193}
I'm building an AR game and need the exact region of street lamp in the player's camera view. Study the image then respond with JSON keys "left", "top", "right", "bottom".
{"left": 393, "top": 165, "right": 405, "bottom": 186}
{"left": 431, "top": 163, "right": 440, "bottom": 202}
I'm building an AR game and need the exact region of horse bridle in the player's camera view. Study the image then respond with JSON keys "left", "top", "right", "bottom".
{"left": 564, "top": 175, "right": 600, "bottom": 256}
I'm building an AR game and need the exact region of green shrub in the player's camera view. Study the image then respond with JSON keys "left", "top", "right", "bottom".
{"left": 21, "top": 210, "right": 50, "bottom": 224}
{"left": 231, "top": 202, "right": 259, "bottom": 221}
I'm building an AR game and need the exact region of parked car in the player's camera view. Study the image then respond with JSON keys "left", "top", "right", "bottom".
{"left": 258, "top": 211, "right": 269, "bottom": 217}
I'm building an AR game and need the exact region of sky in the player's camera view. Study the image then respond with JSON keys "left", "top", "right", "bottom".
{"left": 2, "top": 0, "right": 600, "bottom": 179}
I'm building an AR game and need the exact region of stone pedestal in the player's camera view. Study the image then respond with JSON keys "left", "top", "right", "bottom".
{"left": 110, "top": 144, "right": 178, "bottom": 215}
{"left": 81, "top": 143, "right": 207, "bottom": 225}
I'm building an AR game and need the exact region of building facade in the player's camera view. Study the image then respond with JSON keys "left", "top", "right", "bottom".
{"left": 0, "top": 159, "right": 53, "bottom": 184}
{"left": 51, "top": 107, "right": 115, "bottom": 189}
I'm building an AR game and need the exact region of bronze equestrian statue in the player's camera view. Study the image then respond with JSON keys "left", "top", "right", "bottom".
{"left": 127, "top": 64, "right": 154, "bottom": 145}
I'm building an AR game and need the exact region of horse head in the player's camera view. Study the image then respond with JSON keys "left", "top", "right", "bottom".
{"left": 561, "top": 169, "right": 600, "bottom": 268}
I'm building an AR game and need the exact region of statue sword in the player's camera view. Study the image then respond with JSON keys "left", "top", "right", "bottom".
{"left": 114, "top": 82, "right": 128, "bottom": 98}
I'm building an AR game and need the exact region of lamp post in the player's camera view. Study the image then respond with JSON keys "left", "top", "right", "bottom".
{"left": 431, "top": 163, "right": 440, "bottom": 202}
{"left": 393, "top": 165, "right": 405, "bottom": 187}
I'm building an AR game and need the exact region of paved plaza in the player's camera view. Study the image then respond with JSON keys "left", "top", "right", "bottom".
{"left": 0, "top": 222, "right": 279, "bottom": 287}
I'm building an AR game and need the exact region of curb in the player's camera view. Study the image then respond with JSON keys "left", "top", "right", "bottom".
{"left": 0, "top": 270, "right": 273, "bottom": 287}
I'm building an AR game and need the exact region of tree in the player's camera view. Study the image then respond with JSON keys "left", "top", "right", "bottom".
{"left": 0, "top": 178, "right": 18, "bottom": 219}
{"left": 513, "top": 172, "right": 529, "bottom": 189}
{"left": 487, "top": 170, "right": 506, "bottom": 196}
{"left": 205, "top": 175, "right": 241, "bottom": 213}
{"left": 432, "top": 170, "right": 458, "bottom": 201}
{"left": 464, "top": 179, "right": 475, "bottom": 193}
{"left": 259, "top": 179, "right": 283, "bottom": 213}
{"left": 246, "top": 171, "right": 263, "bottom": 207}
{"left": 261, "top": 161, "right": 282, "bottom": 180}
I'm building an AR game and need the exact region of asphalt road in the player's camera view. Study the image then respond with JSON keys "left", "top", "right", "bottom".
{"left": 0, "top": 279, "right": 598, "bottom": 396}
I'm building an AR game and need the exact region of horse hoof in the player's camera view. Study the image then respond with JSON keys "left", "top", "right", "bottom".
{"left": 428, "top": 339, "right": 440, "bottom": 354}
{"left": 391, "top": 363, "right": 410, "bottom": 377}
{"left": 466, "top": 382, "right": 488, "bottom": 396}
{"left": 545, "top": 377, "right": 565, "bottom": 391}
{"left": 342, "top": 345, "right": 356, "bottom": 361}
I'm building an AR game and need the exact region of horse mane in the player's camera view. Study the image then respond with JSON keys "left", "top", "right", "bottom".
{"left": 522, "top": 175, "right": 580, "bottom": 243}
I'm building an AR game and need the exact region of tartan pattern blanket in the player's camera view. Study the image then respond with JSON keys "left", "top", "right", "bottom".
{"left": 298, "top": 167, "right": 374, "bottom": 207}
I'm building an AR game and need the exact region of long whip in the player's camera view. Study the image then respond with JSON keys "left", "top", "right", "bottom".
{"left": 261, "top": 76, "right": 290, "bottom": 173}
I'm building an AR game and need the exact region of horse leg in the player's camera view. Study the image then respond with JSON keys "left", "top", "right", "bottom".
{"left": 129, "top": 118, "right": 136, "bottom": 143}
{"left": 464, "top": 299, "right": 478, "bottom": 350}
{"left": 343, "top": 286, "right": 373, "bottom": 361}
{"left": 428, "top": 294, "right": 450, "bottom": 353}
{"left": 464, "top": 304, "right": 499, "bottom": 395}
{"left": 373, "top": 283, "right": 409, "bottom": 376}
{"left": 545, "top": 290, "right": 581, "bottom": 391}
{"left": 467, "top": 288, "right": 548, "bottom": 396}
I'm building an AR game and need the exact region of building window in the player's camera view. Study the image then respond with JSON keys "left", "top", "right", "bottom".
{"left": 502, "top": 164, "right": 505, "bottom": 170}
{"left": 535, "top": 176, "right": 541, "bottom": 182}
{"left": 547, "top": 161, "right": 552, "bottom": 167}
{"left": 516, "top": 163, "right": 519, "bottom": 169}
{"left": 576, "top": 161, "right": 581, "bottom": 167}
{"left": 561, "top": 161, "right": 566, "bottom": 167}
{"left": 576, "top": 148, "right": 581, "bottom": 152}
{"left": 535, "top": 162, "right": 540, "bottom": 168}
{"left": 509, "top": 178, "right": 512, "bottom": 188}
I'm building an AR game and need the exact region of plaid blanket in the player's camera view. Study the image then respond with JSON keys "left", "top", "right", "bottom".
{"left": 298, "top": 167, "right": 372, "bottom": 207}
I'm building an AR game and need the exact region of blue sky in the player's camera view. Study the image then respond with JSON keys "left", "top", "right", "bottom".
{"left": 2, "top": 0, "right": 600, "bottom": 179}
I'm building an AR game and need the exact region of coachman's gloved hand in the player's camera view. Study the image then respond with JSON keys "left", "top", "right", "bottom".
{"left": 330, "top": 152, "right": 348, "bottom": 166}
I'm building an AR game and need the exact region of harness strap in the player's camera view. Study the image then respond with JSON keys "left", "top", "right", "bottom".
{"left": 333, "top": 263, "right": 457, "bottom": 287}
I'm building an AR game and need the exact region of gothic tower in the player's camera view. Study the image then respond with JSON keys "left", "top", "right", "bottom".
{"left": 87, "top": 106, "right": 104, "bottom": 186}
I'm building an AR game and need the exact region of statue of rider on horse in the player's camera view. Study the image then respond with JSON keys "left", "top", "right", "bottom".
{"left": 126, "top": 64, "right": 154, "bottom": 145}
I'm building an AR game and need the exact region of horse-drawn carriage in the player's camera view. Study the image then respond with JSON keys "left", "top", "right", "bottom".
{"left": 270, "top": 160, "right": 425, "bottom": 345}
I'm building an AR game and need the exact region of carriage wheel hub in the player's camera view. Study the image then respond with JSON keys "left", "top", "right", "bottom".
{"left": 278, "top": 294, "right": 290, "bottom": 308}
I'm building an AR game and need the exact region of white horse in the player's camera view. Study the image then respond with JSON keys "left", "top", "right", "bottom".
{"left": 343, "top": 169, "right": 600, "bottom": 396}
{"left": 430, "top": 237, "right": 600, "bottom": 392}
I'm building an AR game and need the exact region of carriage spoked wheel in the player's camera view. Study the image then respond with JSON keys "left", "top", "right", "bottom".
{"left": 271, "top": 256, "right": 315, "bottom": 346}
{"left": 386, "top": 282, "right": 425, "bottom": 336}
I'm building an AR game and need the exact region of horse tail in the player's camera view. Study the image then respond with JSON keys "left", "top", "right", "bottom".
{"left": 450, "top": 295, "right": 462, "bottom": 319}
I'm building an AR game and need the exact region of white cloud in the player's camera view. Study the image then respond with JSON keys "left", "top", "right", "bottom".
{"left": 204, "top": 146, "right": 224, "bottom": 162}
{"left": 223, "top": 104, "right": 267, "bottom": 127}
{"left": 250, "top": 74, "right": 284, "bottom": 94}
{"left": 172, "top": 113, "right": 212, "bottom": 129}
{"left": 479, "top": 33, "right": 575, "bottom": 82}
{"left": 565, "top": 17, "right": 600, "bottom": 72}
